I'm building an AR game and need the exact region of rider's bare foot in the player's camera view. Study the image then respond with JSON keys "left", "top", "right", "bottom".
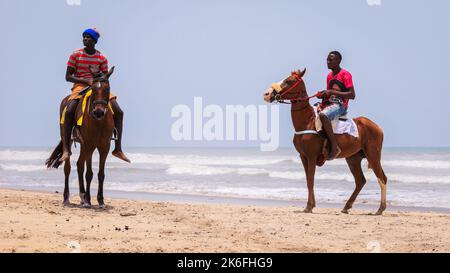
{"left": 328, "top": 146, "right": 341, "bottom": 160}
{"left": 59, "top": 151, "right": 71, "bottom": 162}
{"left": 112, "top": 150, "right": 131, "bottom": 163}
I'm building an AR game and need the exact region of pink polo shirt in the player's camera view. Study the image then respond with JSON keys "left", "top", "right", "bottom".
{"left": 325, "top": 68, "right": 353, "bottom": 108}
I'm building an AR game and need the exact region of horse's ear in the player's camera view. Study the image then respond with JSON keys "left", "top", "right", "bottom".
{"left": 299, "top": 68, "right": 306, "bottom": 78}
{"left": 106, "top": 66, "right": 115, "bottom": 79}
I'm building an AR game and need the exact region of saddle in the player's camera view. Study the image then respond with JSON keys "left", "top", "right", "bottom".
{"left": 309, "top": 105, "right": 359, "bottom": 167}
{"left": 60, "top": 90, "right": 117, "bottom": 145}
{"left": 313, "top": 104, "right": 358, "bottom": 138}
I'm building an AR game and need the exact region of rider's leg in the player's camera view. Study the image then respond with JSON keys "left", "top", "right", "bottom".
{"left": 319, "top": 113, "right": 340, "bottom": 160}
{"left": 319, "top": 103, "right": 343, "bottom": 160}
{"left": 110, "top": 99, "right": 130, "bottom": 163}
{"left": 60, "top": 99, "right": 79, "bottom": 162}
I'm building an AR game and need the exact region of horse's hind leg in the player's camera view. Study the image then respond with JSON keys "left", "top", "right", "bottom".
{"left": 342, "top": 153, "right": 366, "bottom": 214}
{"left": 63, "top": 159, "right": 71, "bottom": 205}
{"left": 364, "top": 143, "right": 388, "bottom": 215}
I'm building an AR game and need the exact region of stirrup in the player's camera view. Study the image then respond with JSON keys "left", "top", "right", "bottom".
{"left": 71, "top": 126, "right": 83, "bottom": 148}
{"left": 111, "top": 128, "right": 118, "bottom": 141}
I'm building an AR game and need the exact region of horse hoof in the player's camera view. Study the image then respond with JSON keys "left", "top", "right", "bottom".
{"left": 83, "top": 203, "right": 92, "bottom": 208}
{"left": 99, "top": 204, "right": 106, "bottom": 209}
{"left": 341, "top": 209, "right": 349, "bottom": 214}
{"left": 79, "top": 193, "right": 86, "bottom": 205}
{"left": 368, "top": 211, "right": 383, "bottom": 216}
{"left": 303, "top": 208, "right": 313, "bottom": 213}
{"left": 63, "top": 200, "right": 70, "bottom": 206}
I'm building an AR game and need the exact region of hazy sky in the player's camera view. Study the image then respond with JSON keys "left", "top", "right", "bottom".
{"left": 1, "top": 0, "right": 449, "bottom": 148}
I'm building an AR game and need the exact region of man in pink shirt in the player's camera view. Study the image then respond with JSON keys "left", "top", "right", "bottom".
{"left": 318, "top": 51, "right": 356, "bottom": 160}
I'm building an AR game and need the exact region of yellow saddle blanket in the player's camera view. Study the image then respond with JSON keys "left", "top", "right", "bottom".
{"left": 60, "top": 89, "right": 114, "bottom": 126}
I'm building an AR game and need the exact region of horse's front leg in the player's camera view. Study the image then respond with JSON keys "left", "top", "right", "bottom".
{"left": 300, "top": 154, "right": 317, "bottom": 213}
{"left": 84, "top": 152, "right": 94, "bottom": 207}
{"left": 97, "top": 146, "right": 109, "bottom": 208}
{"left": 76, "top": 151, "right": 87, "bottom": 206}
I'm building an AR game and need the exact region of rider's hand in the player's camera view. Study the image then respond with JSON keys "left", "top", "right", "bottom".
{"left": 318, "top": 90, "right": 332, "bottom": 98}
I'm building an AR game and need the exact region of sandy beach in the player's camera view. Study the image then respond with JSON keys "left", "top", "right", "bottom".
{"left": 0, "top": 188, "right": 449, "bottom": 253}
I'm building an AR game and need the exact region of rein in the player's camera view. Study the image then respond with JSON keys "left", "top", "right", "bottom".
{"left": 274, "top": 73, "right": 320, "bottom": 136}
{"left": 275, "top": 74, "right": 320, "bottom": 104}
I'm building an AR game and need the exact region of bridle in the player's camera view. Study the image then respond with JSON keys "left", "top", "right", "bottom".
{"left": 270, "top": 72, "right": 322, "bottom": 136}
{"left": 90, "top": 77, "right": 110, "bottom": 117}
{"left": 272, "top": 73, "right": 320, "bottom": 104}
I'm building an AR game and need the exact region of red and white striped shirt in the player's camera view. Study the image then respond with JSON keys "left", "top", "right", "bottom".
{"left": 67, "top": 48, "right": 108, "bottom": 79}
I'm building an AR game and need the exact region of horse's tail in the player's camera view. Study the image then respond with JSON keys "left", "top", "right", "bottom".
{"left": 45, "top": 141, "right": 63, "bottom": 169}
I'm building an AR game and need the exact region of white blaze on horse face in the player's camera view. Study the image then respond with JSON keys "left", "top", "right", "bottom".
{"left": 271, "top": 80, "right": 284, "bottom": 92}
{"left": 263, "top": 87, "right": 273, "bottom": 102}
{"left": 264, "top": 80, "right": 285, "bottom": 102}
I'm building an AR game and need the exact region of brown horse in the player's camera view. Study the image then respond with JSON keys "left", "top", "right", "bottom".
{"left": 46, "top": 67, "right": 115, "bottom": 208}
{"left": 264, "top": 69, "right": 387, "bottom": 215}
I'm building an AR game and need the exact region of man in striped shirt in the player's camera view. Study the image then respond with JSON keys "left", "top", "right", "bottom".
{"left": 60, "top": 28, "right": 130, "bottom": 163}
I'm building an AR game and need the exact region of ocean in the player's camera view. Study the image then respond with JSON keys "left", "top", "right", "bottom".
{"left": 1, "top": 147, "right": 450, "bottom": 210}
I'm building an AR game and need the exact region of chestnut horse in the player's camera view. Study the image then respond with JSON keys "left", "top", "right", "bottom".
{"left": 264, "top": 69, "right": 387, "bottom": 215}
{"left": 46, "top": 67, "right": 115, "bottom": 208}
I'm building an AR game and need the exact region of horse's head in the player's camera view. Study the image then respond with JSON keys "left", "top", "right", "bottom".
{"left": 89, "top": 66, "right": 114, "bottom": 120}
{"left": 263, "top": 68, "right": 307, "bottom": 103}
